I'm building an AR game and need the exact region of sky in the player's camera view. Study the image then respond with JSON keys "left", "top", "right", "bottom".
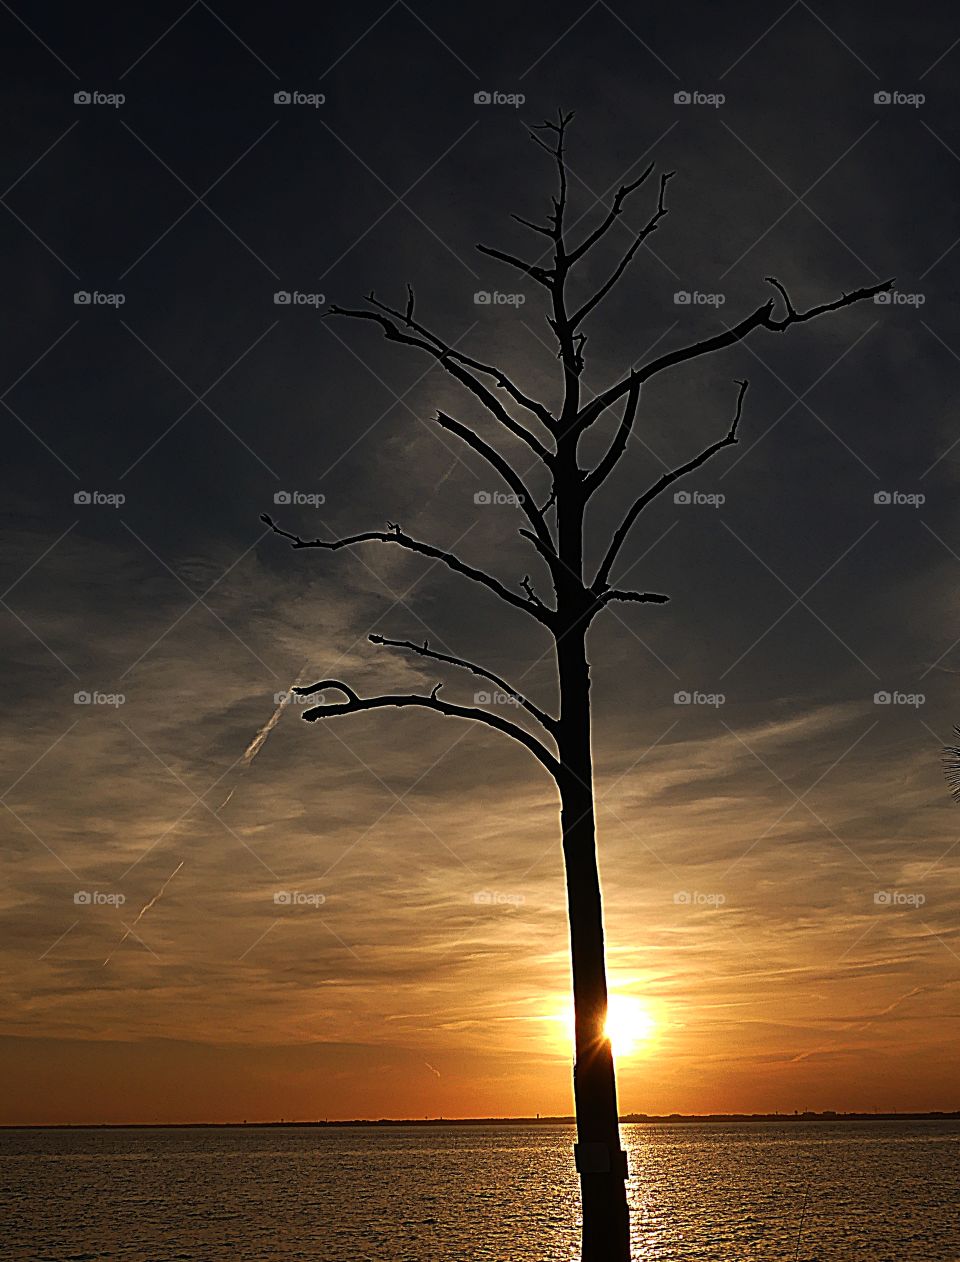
{"left": 2, "top": 0, "right": 960, "bottom": 1124}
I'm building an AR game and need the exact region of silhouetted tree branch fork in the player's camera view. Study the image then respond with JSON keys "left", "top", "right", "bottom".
{"left": 264, "top": 109, "right": 891, "bottom": 1261}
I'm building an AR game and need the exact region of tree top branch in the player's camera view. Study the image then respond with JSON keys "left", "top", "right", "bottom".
{"left": 568, "top": 170, "right": 676, "bottom": 330}
{"left": 566, "top": 161, "right": 656, "bottom": 265}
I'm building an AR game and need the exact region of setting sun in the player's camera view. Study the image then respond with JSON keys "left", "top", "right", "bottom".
{"left": 559, "top": 995, "right": 658, "bottom": 1059}
{"left": 604, "top": 996, "right": 658, "bottom": 1057}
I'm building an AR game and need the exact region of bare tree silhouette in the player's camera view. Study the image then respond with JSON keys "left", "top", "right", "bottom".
{"left": 264, "top": 112, "right": 891, "bottom": 1261}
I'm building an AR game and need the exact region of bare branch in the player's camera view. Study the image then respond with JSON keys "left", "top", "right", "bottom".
{"left": 475, "top": 243, "right": 554, "bottom": 287}
{"left": 511, "top": 212, "right": 556, "bottom": 239}
{"left": 759, "top": 274, "right": 891, "bottom": 330}
{"left": 581, "top": 372, "right": 641, "bottom": 499}
{"left": 261, "top": 513, "right": 555, "bottom": 625}
{"left": 593, "top": 379, "right": 749, "bottom": 592}
{"left": 526, "top": 108, "right": 575, "bottom": 243}
{"left": 524, "top": 125, "right": 558, "bottom": 160}
{"left": 566, "top": 161, "right": 656, "bottom": 265}
{"left": 368, "top": 633, "right": 557, "bottom": 734}
{"left": 569, "top": 171, "right": 675, "bottom": 330}
{"left": 764, "top": 275, "right": 796, "bottom": 319}
{"left": 520, "top": 573, "right": 550, "bottom": 614}
{"left": 599, "top": 589, "right": 671, "bottom": 606}
{"left": 481, "top": 109, "right": 575, "bottom": 281}
{"left": 365, "top": 291, "right": 554, "bottom": 430}
{"left": 581, "top": 276, "right": 895, "bottom": 425}
{"left": 294, "top": 678, "right": 358, "bottom": 701}
{"left": 434, "top": 410, "right": 554, "bottom": 550}
{"left": 328, "top": 297, "right": 553, "bottom": 462}
{"left": 518, "top": 525, "right": 559, "bottom": 569}
{"left": 292, "top": 679, "right": 562, "bottom": 779}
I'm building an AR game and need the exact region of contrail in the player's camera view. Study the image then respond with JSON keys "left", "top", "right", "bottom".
{"left": 242, "top": 688, "right": 294, "bottom": 764}
{"left": 216, "top": 667, "right": 308, "bottom": 811}
{"left": 423, "top": 1061, "right": 442, "bottom": 1078}
{"left": 433, "top": 458, "right": 459, "bottom": 490}
{"left": 789, "top": 980, "right": 957, "bottom": 1062}
{"left": 104, "top": 860, "right": 184, "bottom": 965}
{"left": 243, "top": 666, "right": 311, "bottom": 764}
{"left": 103, "top": 674, "right": 307, "bottom": 963}
{"left": 216, "top": 787, "right": 236, "bottom": 813}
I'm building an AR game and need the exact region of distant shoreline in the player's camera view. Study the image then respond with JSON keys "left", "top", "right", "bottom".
{"left": 4, "top": 1111, "right": 959, "bottom": 1130}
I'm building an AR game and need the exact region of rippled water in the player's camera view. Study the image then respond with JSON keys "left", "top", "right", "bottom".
{"left": 1, "top": 1120, "right": 957, "bottom": 1260}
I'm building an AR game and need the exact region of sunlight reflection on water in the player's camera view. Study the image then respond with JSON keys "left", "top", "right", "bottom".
{"left": 1, "top": 1120, "right": 958, "bottom": 1260}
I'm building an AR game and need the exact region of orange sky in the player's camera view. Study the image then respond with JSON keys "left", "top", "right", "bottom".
{"left": 4, "top": 687, "right": 959, "bottom": 1124}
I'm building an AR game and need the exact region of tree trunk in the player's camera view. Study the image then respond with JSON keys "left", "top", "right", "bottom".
{"left": 558, "top": 631, "right": 631, "bottom": 1261}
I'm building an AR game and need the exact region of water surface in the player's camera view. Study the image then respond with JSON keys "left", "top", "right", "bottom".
{"left": 1, "top": 1120, "right": 957, "bottom": 1260}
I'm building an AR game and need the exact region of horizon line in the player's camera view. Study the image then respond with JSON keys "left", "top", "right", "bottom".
{"left": 5, "top": 1109, "right": 960, "bottom": 1130}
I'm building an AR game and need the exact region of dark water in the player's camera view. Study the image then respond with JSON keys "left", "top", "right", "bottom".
{"left": 1, "top": 1121, "right": 957, "bottom": 1260}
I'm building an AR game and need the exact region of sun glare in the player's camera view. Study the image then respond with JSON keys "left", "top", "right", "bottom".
{"left": 559, "top": 994, "right": 658, "bottom": 1058}
{"left": 604, "top": 995, "right": 657, "bottom": 1056}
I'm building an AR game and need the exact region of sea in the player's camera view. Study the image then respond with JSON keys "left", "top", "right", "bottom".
{"left": 1, "top": 1120, "right": 957, "bottom": 1260}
